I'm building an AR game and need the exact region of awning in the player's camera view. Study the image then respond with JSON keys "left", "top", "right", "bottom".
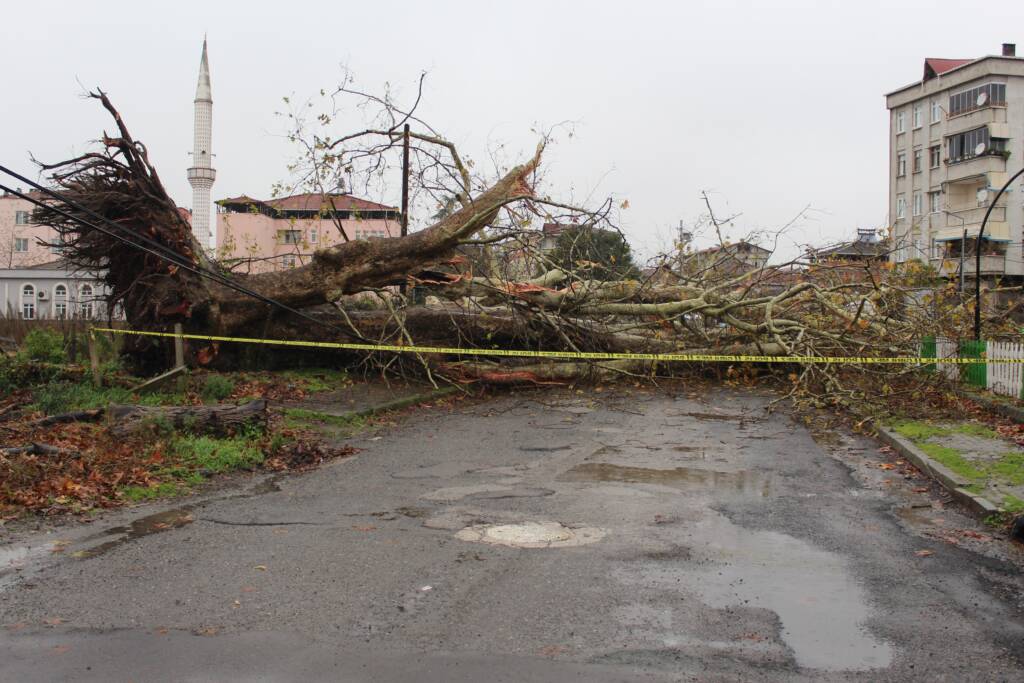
{"left": 933, "top": 223, "right": 1010, "bottom": 242}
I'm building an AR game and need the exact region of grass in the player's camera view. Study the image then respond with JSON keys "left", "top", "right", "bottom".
{"left": 30, "top": 381, "right": 183, "bottom": 414}
{"left": 121, "top": 482, "right": 184, "bottom": 501}
{"left": 1002, "top": 494, "right": 1024, "bottom": 515}
{"left": 283, "top": 407, "right": 366, "bottom": 434}
{"left": 916, "top": 442, "right": 988, "bottom": 481}
{"left": 278, "top": 367, "right": 350, "bottom": 393}
{"left": 169, "top": 433, "right": 264, "bottom": 474}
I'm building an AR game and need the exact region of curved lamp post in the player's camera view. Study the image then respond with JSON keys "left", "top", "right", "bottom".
{"left": 975, "top": 166, "right": 1024, "bottom": 340}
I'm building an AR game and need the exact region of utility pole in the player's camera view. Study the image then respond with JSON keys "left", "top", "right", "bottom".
{"left": 960, "top": 227, "right": 966, "bottom": 294}
{"left": 400, "top": 123, "right": 410, "bottom": 295}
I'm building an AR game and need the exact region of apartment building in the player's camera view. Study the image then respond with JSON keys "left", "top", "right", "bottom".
{"left": 886, "top": 44, "right": 1024, "bottom": 282}
{"left": 0, "top": 189, "right": 61, "bottom": 268}
{"left": 215, "top": 193, "right": 401, "bottom": 273}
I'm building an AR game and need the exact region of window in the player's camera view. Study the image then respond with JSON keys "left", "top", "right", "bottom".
{"left": 931, "top": 238, "right": 944, "bottom": 260}
{"left": 931, "top": 100, "right": 942, "bottom": 123}
{"left": 929, "top": 145, "right": 941, "bottom": 168}
{"left": 947, "top": 126, "right": 1006, "bottom": 163}
{"left": 15, "top": 211, "right": 30, "bottom": 225}
{"left": 282, "top": 254, "right": 296, "bottom": 268}
{"left": 278, "top": 230, "right": 302, "bottom": 245}
{"left": 913, "top": 149, "right": 923, "bottom": 173}
{"left": 14, "top": 237, "right": 28, "bottom": 253}
{"left": 929, "top": 191, "right": 941, "bottom": 214}
{"left": 21, "top": 284, "right": 35, "bottom": 320}
{"left": 895, "top": 111, "right": 906, "bottom": 133}
{"left": 310, "top": 228, "right": 318, "bottom": 244}
{"left": 913, "top": 191, "right": 923, "bottom": 217}
{"left": 912, "top": 104, "right": 922, "bottom": 129}
{"left": 53, "top": 284, "right": 67, "bottom": 319}
{"left": 896, "top": 153, "right": 906, "bottom": 177}
{"left": 896, "top": 194, "right": 906, "bottom": 219}
{"left": 79, "top": 284, "right": 93, "bottom": 319}
{"left": 948, "top": 82, "right": 1007, "bottom": 117}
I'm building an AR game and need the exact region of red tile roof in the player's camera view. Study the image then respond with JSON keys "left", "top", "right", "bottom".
{"left": 218, "top": 192, "right": 396, "bottom": 212}
{"left": 923, "top": 58, "right": 973, "bottom": 80}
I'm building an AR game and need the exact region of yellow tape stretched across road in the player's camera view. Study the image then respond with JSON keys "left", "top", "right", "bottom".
{"left": 90, "top": 327, "right": 1015, "bottom": 365}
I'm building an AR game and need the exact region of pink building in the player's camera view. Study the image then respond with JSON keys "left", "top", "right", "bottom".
{"left": 0, "top": 190, "right": 61, "bottom": 268}
{"left": 215, "top": 193, "right": 401, "bottom": 273}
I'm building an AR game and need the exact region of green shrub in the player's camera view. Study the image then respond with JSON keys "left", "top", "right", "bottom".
{"left": 21, "top": 329, "right": 65, "bottom": 364}
{"left": 170, "top": 434, "right": 264, "bottom": 473}
{"left": 200, "top": 374, "right": 236, "bottom": 402}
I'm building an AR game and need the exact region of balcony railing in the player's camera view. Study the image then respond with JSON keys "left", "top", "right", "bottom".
{"left": 933, "top": 254, "right": 1007, "bottom": 277}
{"left": 944, "top": 205, "right": 1006, "bottom": 228}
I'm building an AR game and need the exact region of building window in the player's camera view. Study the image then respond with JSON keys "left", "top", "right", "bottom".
{"left": 310, "top": 228, "right": 318, "bottom": 244}
{"left": 282, "top": 254, "right": 296, "bottom": 268}
{"left": 896, "top": 194, "right": 906, "bottom": 219}
{"left": 53, "top": 284, "right": 68, "bottom": 319}
{"left": 948, "top": 82, "right": 1007, "bottom": 117}
{"left": 896, "top": 153, "right": 906, "bottom": 177}
{"left": 913, "top": 149, "right": 923, "bottom": 173}
{"left": 929, "top": 191, "right": 941, "bottom": 214}
{"left": 913, "top": 191, "right": 923, "bottom": 217}
{"left": 947, "top": 126, "right": 1006, "bottom": 163}
{"left": 895, "top": 111, "right": 905, "bottom": 133}
{"left": 14, "top": 211, "right": 30, "bottom": 225}
{"left": 79, "top": 284, "right": 94, "bottom": 319}
{"left": 912, "top": 104, "right": 922, "bottom": 129}
{"left": 14, "top": 237, "right": 29, "bottom": 253}
{"left": 277, "top": 230, "right": 302, "bottom": 245}
{"left": 21, "top": 284, "right": 35, "bottom": 320}
{"left": 931, "top": 100, "right": 942, "bottom": 123}
{"left": 929, "top": 145, "right": 941, "bottom": 168}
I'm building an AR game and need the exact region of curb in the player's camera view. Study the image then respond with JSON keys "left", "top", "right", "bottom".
{"left": 347, "top": 385, "right": 461, "bottom": 419}
{"left": 875, "top": 427, "right": 1001, "bottom": 517}
{"left": 953, "top": 388, "right": 1024, "bottom": 424}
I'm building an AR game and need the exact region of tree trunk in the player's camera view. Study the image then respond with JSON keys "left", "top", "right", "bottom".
{"left": 106, "top": 399, "right": 267, "bottom": 437}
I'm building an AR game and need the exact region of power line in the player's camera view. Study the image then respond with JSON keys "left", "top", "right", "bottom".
{"left": 0, "top": 167, "right": 366, "bottom": 341}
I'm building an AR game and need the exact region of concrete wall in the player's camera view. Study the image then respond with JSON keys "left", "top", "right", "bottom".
{"left": 0, "top": 193, "right": 61, "bottom": 268}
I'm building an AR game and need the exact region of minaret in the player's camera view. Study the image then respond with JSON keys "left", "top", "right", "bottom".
{"left": 187, "top": 38, "right": 216, "bottom": 249}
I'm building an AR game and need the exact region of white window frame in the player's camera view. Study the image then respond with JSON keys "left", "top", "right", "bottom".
{"left": 912, "top": 104, "right": 922, "bottom": 129}
{"left": 913, "top": 191, "right": 923, "bottom": 217}
{"left": 896, "top": 153, "right": 906, "bottom": 177}
{"left": 310, "top": 228, "right": 318, "bottom": 244}
{"left": 931, "top": 238, "right": 944, "bottom": 260}
{"left": 896, "top": 111, "right": 906, "bottom": 134}
{"left": 929, "top": 145, "right": 941, "bottom": 169}
{"left": 931, "top": 100, "right": 942, "bottom": 124}
{"left": 14, "top": 210, "right": 30, "bottom": 225}
{"left": 78, "top": 284, "right": 94, "bottom": 319}
{"left": 929, "top": 191, "right": 941, "bottom": 214}
{"left": 14, "top": 237, "right": 29, "bottom": 253}
{"left": 913, "top": 148, "right": 923, "bottom": 173}
{"left": 21, "top": 283, "right": 36, "bottom": 320}
{"left": 896, "top": 195, "right": 907, "bottom": 219}
{"left": 53, "top": 283, "right": 68, "bottom": 319}
{"left": 282, "top": 254, "right": 297, "bottom": 268}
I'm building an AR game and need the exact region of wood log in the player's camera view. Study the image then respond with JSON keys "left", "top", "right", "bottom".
{"left": 106, "top": 399, "right": 267, "bottom": 437}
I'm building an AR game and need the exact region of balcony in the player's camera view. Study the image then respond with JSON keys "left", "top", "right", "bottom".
{"left": 933, "top": 254, "right": 1006, "bottom": 277}
{"left": 943, "top": 205, "right": 1007, "bottom": 229}
{"left": 945, "top": 106, "right": 1007, "bottom": 136}
{"left": 945, "top": 153, "right": 1008, "bottom": 182}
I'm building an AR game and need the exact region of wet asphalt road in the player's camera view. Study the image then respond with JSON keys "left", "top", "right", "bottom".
{"left": 2, "top": 386, "right": 1024, "bottom": 681}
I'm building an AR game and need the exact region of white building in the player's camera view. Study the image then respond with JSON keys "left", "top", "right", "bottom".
{"left": 886, "top": 43, "right": 1024, "bottom": 282}
{"left": 0, "top": 260, "right": 110, "bottom": 320}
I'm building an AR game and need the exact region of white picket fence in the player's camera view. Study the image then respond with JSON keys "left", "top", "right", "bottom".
{"left": 931, "top": 337, "right": 1024, "bottom": 399}
{"left": 987, "top": 340, "right": 1024, "bottom": 399}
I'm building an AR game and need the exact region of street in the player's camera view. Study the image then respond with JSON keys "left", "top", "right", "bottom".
{"left": 2, "top": 385, "right": 1023, "bottom": 681}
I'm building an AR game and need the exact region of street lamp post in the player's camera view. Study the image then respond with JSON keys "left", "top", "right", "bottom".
{"left": 975, "top": 167, "right": 1024, "bottom": 340}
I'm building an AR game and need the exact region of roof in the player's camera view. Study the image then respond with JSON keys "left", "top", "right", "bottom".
{"left": 809, "top": 233, "right": 889, "bottom": 260}
{"left": 693, "top": 240, "right": 771, "bottom": 257}
{"left": 542, "top": 222, "right": 575, "bottom": 235}
{"left": 1, "top": 189, "right": 46, "bottom": 201}
{"left": 217, "top": 192, "right": 397, "bottom": 213}
{"left": 924, "top": 58, "right": 973, "bottom": 80}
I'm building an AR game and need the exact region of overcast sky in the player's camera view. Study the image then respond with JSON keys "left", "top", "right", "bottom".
{"left": 2, "top": 0, "right": 1023, "bottom": 261}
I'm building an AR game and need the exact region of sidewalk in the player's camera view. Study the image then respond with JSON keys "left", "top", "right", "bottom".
{"left": 878, "top": 419, "right": 1024, "bottom": 518}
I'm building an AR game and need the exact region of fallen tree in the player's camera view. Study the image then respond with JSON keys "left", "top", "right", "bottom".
{"left": 28, "top": 87, "right": 1003, "bottom": 405}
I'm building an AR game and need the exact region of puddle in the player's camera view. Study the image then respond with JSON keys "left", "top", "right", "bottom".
{"left": 620, "top": 512, "right": 894, "bottom": 671}
{"left": 559, "top": 463, "right": 771, "bottom": 498}
{"left": 72, "top": 508, "right": 195, "bottom": 559}
{"left": 519, "top": 445, "right": 573, "bottom": 453}
{"left": 455, "top": 521, "right": 606, "bottom": 548}
{"left": 671, "top": 411, "right": 761, "bottom": 423}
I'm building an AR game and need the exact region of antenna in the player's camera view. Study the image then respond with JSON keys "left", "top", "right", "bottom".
{"left": 975, "top": 142, "right": 987, "bottom": 156}
{"left": 977, "top": 91, "right": 988, "bottom": 107}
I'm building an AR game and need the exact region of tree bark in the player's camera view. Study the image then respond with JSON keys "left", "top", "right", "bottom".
{"left": 106, "top": 399, "right": 267, "bottom": 437}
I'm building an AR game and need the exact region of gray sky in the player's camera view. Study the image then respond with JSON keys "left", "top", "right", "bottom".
{"left": 2, "top": 0, "right": 1022, "bottom": 262}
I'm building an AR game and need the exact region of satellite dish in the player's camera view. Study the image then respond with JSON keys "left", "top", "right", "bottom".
{"left": 977, "top": 188, "right": 990, "bottom": 203}
{"left": 977, "top": 91, "right": 989, "bottom": 106}
{"left": 975, "top": 142, "right": 987, "bottom": 156}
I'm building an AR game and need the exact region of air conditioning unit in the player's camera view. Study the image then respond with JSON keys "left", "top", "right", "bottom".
{"left": 37, "top": 291, "right": 48, "bottom": 301}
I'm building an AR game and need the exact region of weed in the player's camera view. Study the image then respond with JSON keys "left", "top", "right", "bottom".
{"left": 121, "top": 482, "right": 182, "bottom": 501}
{"left": 283, "top": 407, "right": 365, "bottom": 433}
{"left": 200, "top": 374, "right": 236, "bottom": 403}
{"left": 952, "top": 423, "right": 1000, "bottom": 439}
{"left": 279, "top": 367, "right": 349, "bottom": 393}
{"left": 20, "top": 329, "right": 65, "bottom": 364}
{"left": 917, "top": 443, "right": 987, "bottom": 480}
{"left": 892, "top": 420, "right": 948, "bottom": 442}
{"left": 29, "top": 381, "right": 183, "bottom": 414}
{"left": 1001, "top": 494, "right": 1024, "bottom": 515}
{"left": 170, "top": 434, "right": 264, "bottom": 473}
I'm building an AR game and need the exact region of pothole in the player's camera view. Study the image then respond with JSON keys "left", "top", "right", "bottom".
{"left": 454, "top": 521, "right": 606, "bottom": 548}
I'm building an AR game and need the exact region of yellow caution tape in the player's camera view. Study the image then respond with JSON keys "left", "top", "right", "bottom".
{"left": 90, "top": 327, "right": 1014, "bottom": 365}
